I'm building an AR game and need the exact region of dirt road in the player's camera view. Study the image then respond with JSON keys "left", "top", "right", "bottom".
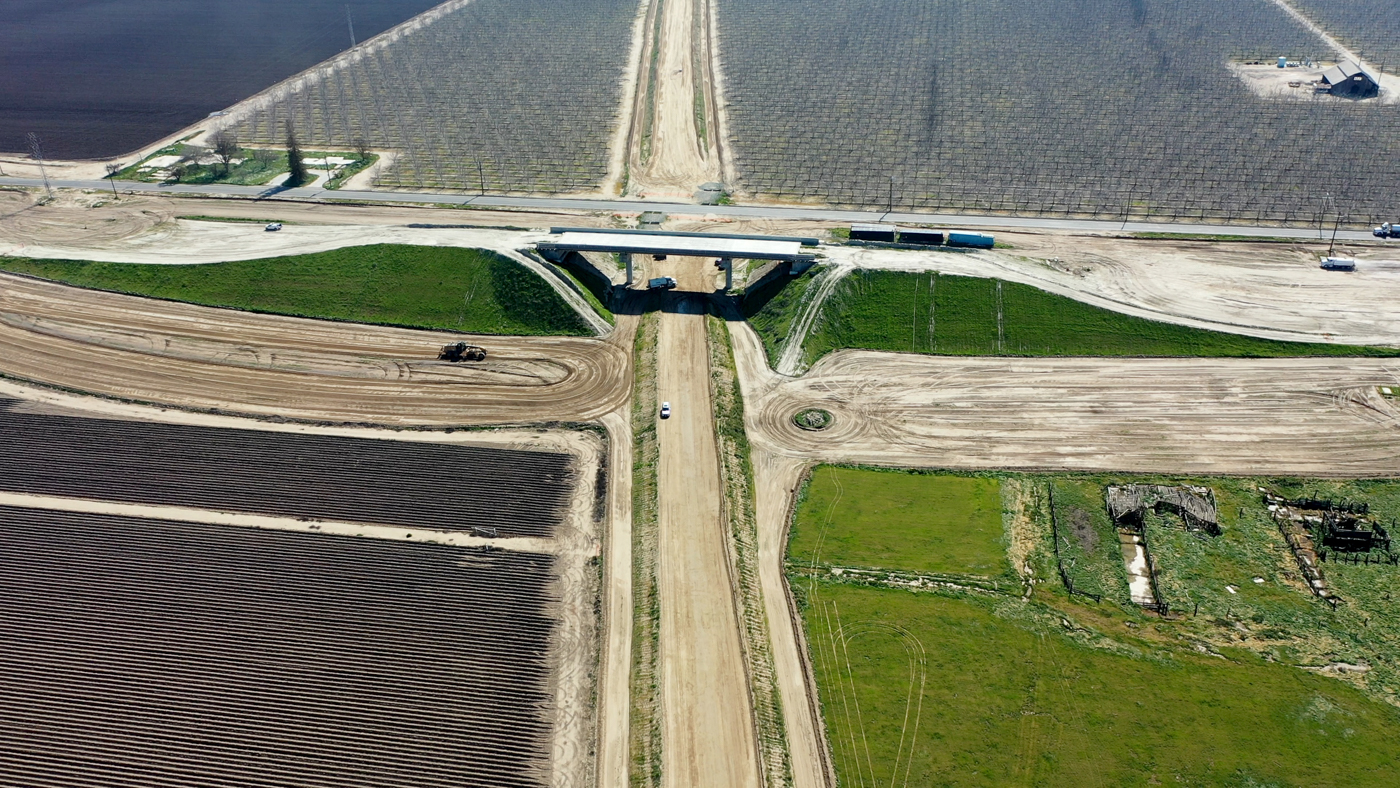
{"left": 0, "top": 273, "right": 632, "bottom": 425}
{"left": 627, "top": 0, "right": 723, "bottom": 200}
{"left": 654, "top": 268, "right": 760, "bottom": 787}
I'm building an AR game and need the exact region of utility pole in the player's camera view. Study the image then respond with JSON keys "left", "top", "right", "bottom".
{"left": 346, "top": 5, "right": 357, "bottom": 47}
{"left": 27, "top": 133, "right": 53, "bottom": 200}
{"left": 104, "top": 162, "right": 122, "bottom": 198}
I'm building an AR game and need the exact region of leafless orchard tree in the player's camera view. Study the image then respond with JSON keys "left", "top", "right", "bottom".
{"left": 210, "top": 131, "right": 240, "bottom": 176}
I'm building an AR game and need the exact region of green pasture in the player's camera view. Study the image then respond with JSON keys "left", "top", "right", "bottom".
{"left": 789, "top": 469, "right": 1400, "bottom": 785}
{"left": 802, "top": 584, "right": 1400, "bottom": 788}
{"left": 0, "top": 245, "right": 594, "bottom": 336}
{"left": 789, "top": 466, "right": 1009, "bottom": 577}
{"left": 752, "top": 268, "right": 1399, "bottom": 367}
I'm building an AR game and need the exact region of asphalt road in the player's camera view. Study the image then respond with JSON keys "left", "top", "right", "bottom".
{"left": 0, "top": 176, "right": 1381, "bottom": 241}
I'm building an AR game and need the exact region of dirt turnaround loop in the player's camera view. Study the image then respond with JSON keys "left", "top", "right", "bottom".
{"left": 0, "top": 273, "right": 633, "bottom": 425}
{"left": 750, "top": 350, "right": 1400, "bottom": 476}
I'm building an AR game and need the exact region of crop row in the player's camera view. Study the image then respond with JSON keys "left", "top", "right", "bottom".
{"left": 0, "top": 506, "right": 556, "bottom": 787}
{"left": 0, "top": 405, "right": 573, "bottom": 538}
{"left": 715, "top": 0, "right": 1400, "bottom": 225}
{"left": 1293, "top": 0, "right": 1400, "bottom": 66}
{"left": 226, "top": 0, "right": 638, "bottom": 194}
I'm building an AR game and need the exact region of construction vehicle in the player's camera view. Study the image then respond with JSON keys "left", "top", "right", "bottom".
{"left": 1374, "top": 222, "right": 1397, "bottom": 238}
{"left": 439, "top": 341, "right": 487, "bottom": 362}
{"left": 647, "top": 276, "right": 678, "bottom": 290}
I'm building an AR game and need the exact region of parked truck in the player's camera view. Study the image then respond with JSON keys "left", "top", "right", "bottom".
{"left": 647, "top": 276, "right": 678, "bottom": 290}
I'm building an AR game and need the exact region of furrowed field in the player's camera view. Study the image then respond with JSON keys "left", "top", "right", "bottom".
{"left": 0, "top": 245, "right": 594, "bottom": 336}
{"left": 225, "top": 0, "right": 638, "bottom": 194}
{"left": 0, "top": 0, "right": 442, "bottom": 159}
{"left": 790, "top": 467, "right": 1400, "bottom": 786}
{"left": 745, "top": 267, "right": 1400, "bottom": 367}
{"left": 715, "top": 0, "right": 1400, "bottom": 224}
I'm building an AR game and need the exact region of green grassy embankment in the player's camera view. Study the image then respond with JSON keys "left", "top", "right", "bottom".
{"left": 790, "top": 467, "right": 1400, "bottom": 786}
{"left": 0, "top": 245, "right": 594, "bottom": 336}
{"left": 740, "top": 267, "right": 818, "bottom": 366}
{"left": 751, "top": 268, "right": 1399, "bottom": 368}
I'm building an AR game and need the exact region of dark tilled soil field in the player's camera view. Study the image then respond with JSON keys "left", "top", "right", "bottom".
{"left": 0, "top": 0, "right": 443, "bottom": 159}
{"left": 0, "top": 401, "right": 574, "bottom": 537}
{"left": 0, "top": 505, "right": 556, "bottom": 788}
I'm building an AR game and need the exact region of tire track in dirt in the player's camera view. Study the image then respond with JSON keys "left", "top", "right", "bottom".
{"left": 752, "top": 350, "right": 1400, "bottom": 475}
{"left": 0, "top": 273, "right": 633, "bottom": 425}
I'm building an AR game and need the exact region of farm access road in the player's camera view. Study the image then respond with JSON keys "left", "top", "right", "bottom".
{"left": 623, "top": 0, "right": 724, "bottom": 200}
{"left": 727, "top": 321, "right": 1400, "bottom": 788}
{"left": 0, "top": 176, "right": 1382, "bottom": 241}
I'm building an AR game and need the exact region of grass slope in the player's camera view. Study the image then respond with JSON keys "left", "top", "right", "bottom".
{"left": 758, "top": 268, "right": 1398, "bottom": 366}
{"left": 803, "top": 584, "right": 1400, "bottom": 788}
{"left": 741, "top": 267, "right": 817, "bottom": 366}
{"left": 0, "top": 245, "right": 593, "bottom": 336}
{"left": 790, "top": 467, "right": 1009, "bottom": 577}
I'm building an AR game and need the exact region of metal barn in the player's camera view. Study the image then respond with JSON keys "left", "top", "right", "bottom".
{"left": 1321, "top": 61, "right": 1380, "bottom": 99}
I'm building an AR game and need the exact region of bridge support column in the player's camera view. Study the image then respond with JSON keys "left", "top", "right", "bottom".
{"left": 715, "top": 257, "right": 733, "bottom": 291}
{"left": 620, "top": 252, "right": 633, "bottom": 286}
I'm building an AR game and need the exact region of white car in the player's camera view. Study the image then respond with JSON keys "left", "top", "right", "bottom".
{"left": 265, "top": 222, "right": 283, "bottom": 232}
{"left": 659, "top": 401, "right": 671, "bottom": 419}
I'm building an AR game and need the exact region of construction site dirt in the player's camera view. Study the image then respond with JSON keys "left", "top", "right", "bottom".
{"left": 0, "top": 272, "right": 633, "bottom": 426}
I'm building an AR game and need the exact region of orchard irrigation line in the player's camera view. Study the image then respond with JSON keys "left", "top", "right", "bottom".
{"left": 0, "top": 176, "right": 1383, "bottom": 241}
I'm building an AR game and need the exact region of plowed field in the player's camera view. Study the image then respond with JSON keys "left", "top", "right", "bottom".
{"left": 0, "top": 402, "right": 573, "bottom": 537}
{"left": 0, "top": 505, "right": 557, "bottom": 788}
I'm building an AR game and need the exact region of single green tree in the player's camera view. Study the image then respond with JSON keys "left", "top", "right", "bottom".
{"left": 285, "top": 123, "right": 307, "bottom": 187}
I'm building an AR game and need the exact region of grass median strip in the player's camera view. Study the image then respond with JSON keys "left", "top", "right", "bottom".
{"left": 0, "top": 245, "right": 593, "bottom": 336}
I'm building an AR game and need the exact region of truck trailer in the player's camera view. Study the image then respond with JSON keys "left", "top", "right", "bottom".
{"left": 947, "top": 231, "right": 995, "bottom": 249}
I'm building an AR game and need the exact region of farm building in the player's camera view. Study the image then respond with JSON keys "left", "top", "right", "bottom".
{"left": 1321, "top": 61, "right": 1380, "bottom": 98}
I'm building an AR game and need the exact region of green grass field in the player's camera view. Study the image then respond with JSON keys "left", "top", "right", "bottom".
{"left": 755, "top": 268, "right": 1398, "bottom": 366}
{"left": 789, "top": 466, "right": 1010, "bottom": 576}
{"left": 791, "top": 470, "right": 1400, "bottom": 785}
{"left": 802, "top": 584, "right": 1400, "bottom": 788}
{"left": 0, "top": 245, "right": 594, "bottom": 336}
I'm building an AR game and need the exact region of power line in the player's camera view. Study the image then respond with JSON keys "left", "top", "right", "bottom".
{"left": 26, "top": 133, "right": 52, "bottom": 200}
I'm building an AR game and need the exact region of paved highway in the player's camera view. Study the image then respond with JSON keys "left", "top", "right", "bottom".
{"left": 0, "top": 176, "right": 1381, "bottom": 241}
